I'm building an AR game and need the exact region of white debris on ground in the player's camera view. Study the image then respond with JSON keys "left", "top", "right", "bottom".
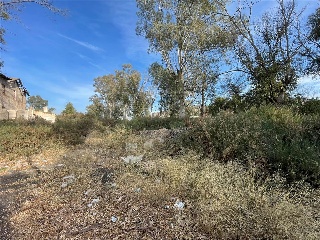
{"left": 111, "top": 216, "right": 118, "bottom": 223}
{"left": 121, "top": 155, "right": 144, "bottom": 164}
{"left": 61, "top": 174, "right": 75, "bottom": 188}
{"left": 174, "top": 199, "right": 185, "bottom": 210}
{"left": 88, "top": 198, "right": 100, "bottom": 208}
{"left": 84, "top": 189, "right": 92, "bottom": 196}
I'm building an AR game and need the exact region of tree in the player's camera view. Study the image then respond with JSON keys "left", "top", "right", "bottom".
{"left": 0, "top": 0, "right": 64, "bottom": 67}
{"left": 136, "top": 0, "right": 233, "bottom": 117}
{"left": 149, "top": 62, "right": 181, "bottom": 116}
{"left": 61, "top": 102, "right": 77, "bottom": 115}
{"left": 303, "top": 7, "right": 320, "bottom": 74}
{"left": 27, "top": 95, "right": 48, "bottom": 111}
{"left": 223, "top": 0, "right": 305, "bottom": 105}
{"left": 88, "top": 64, "right": 151, "bottom": 120}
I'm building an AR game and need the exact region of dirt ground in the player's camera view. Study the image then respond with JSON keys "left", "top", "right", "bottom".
{"left": 0, "top": 171, "right": 29, "bottom": 239}
{"left": 0, "top": 148, "right": 67, "bottom": 240}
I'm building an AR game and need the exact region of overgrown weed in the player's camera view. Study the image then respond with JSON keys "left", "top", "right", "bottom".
{"left": 2, "top": 109, "right": 320, "bottom": 239}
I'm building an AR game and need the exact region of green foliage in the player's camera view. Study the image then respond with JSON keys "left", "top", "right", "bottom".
{"left": 52, "top": 113, "right": 95, "bottom": 145}
{"left": 124, "top": 116, "right": 184, "bottom": 131}
{"left": 299, "top": 98, "right": 320, "bottom": 115}
{"left": 308, "top": 7, "right": 320, "bottom": 41}
{"left": 61, "top": 102, "right": 77, "bottom": 115}
{"left": 0, "top": 118, "right": 54, "bottom": 158}
{"left": 171, "top": 106, "right": 320, "bottom": 186}
{"left": 306, "top": 7, "right": 320, "bottom": 74}
{"left": 27, "top": 95, "right": 48, "bottom": 111}
{"left": 149, "top": 63, "right": 182, "bottom": 117}
{"left": 89, "top": 64, "right": 151, "bottom": 120}
{"left": 229, "top": 0, "right": 302, "bottom": 105}
{"left": 137, "top": 0, "right": 233, "bottom": 117}
{"left": 208, "top": 96, "right": 247, "bottom": 115}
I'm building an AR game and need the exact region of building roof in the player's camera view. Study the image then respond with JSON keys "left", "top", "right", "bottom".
{"left": 0, "top": 73, "right": 30, "bottom": 96}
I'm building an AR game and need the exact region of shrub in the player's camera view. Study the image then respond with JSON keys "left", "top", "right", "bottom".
{"left": 299, "top": 98, "right": 320, "bottom": 115}
{"left": 0, "top": 119, "right": 55, "bottom": 159}
{"left": 52, "top": 113, "right": 96, "bottom": 145}
{"left": 171, "top": 106, "right": 320, "bottom": 186}
{"left": 124, "top": 116, "right": 185, "bottom": 131}
{"left": 118, "top": 153, "right": 320, "bottom": 239}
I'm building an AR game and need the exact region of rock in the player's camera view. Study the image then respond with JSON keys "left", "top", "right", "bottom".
{"left": 121, "top": 155, "right": 144, "bottom": 164}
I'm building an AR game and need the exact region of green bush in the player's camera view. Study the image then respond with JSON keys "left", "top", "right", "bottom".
{"left": 0, "top": 119, "right": 54, "bottom": 158}
{"left": 124, "top": 116, "right": 185, "bottom": 131}
{"left": 299, "top": 98, "right": 320, "bottom": 115}
{"left": 171, "top": 106, "right": 320, "bottom": 186}
{"left": 52, "top": 113, "right": 95, "bottom": 145}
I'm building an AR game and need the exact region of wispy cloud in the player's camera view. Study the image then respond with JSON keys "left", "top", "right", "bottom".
{"left": 298, "top": 74, "right": 320, "bottom": 85}
{"left": 296, "top": 74, "right": 320, "bottom": 98}
{"left": 103, "top": 1, "right": 158, "bottom": 64}
{"left": 58, "top": 33, "right": 103, "bottom": 52}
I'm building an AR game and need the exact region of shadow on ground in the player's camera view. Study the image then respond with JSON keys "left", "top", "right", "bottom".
{"left": 0, "top": 171, "right": 30, "bottom": 240}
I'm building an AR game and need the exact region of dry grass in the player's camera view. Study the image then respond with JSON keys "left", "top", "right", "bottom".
{"left": 1, "top": 127, "right": 319, "bottom": 239}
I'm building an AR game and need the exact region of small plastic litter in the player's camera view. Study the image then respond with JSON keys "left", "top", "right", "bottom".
{"left": 111, "top": 216, "right": 118, "bottom": 223}
{"left": 88, "top": 198, "right": 100, "bottom": 207}
{"left": 121, "top": 155, "right": 143, "bottom": 164}
{"left": 174, "top": 199, "right": 185, "bottom": 209}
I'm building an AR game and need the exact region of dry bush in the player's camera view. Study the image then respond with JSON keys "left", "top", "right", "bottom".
{"left": 191, "top": 162, "right": 320, "bottom": 239}
{"left": 6, "top": 127, "right": 320, "bottom": 239}
{"left": 115, "top": 151, "right": 320, "bottom": 239}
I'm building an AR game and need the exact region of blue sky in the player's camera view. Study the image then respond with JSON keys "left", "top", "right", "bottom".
{"left": 1, "top": 0, "right": 319, "bottom": 113}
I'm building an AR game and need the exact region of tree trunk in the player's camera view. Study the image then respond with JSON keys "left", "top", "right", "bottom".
{"left": 177, "top": 69, "right": 186, "bottom": 118}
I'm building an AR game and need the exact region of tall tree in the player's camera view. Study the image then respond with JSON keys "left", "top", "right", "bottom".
{"left": 88, "top": 64, "right": 151, "bottom": 120}
{"left": 149, "top": 62, "right": 181, "bottom": 116}
{"left": 136, "top": 0, "right": 233, "bottom": 117}
{"left": 61, "top": 102, "right": 77, "bottom": 115}
{"left": 27, "top": 95, "right": 48, "bottom": 111}
{"left": 303, "top": 7, "right": 320, "bottom": 74}
{"left": 223, "top": 0, "right": 305, "bottom": 105}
